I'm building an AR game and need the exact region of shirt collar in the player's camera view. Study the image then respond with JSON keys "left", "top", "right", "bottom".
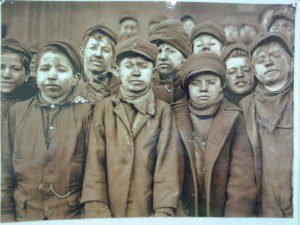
{"left": 34, "top": 92, "right": 73, "bottom": 108}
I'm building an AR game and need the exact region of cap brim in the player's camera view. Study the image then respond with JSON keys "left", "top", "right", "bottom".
{"left": 251, "top": 33, "right": 294, "bottom": 57}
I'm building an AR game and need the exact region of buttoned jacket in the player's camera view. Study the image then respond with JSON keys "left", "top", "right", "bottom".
{"left": 81, "top": 95, "right": 184, "bottom": 217}
{"left": 1, "top": 95, "right": 91, "bottom": 222}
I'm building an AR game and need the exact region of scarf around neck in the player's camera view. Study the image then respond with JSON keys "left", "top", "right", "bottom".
{"left": 188, "top": 92, "right": 224, "bottom": 117}
{"left": 119, "top": 85, "right": 155, "bottom": 116}
{"left": 255, "top": 76, "right": 293, "bottom": 133}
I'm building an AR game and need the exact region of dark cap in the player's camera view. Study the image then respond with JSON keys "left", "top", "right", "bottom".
{"left": 267, "top": 6, "right": 295, "bottom": 31}
{"left": 119, "top": 12, "right": 138, "bottom": 24}
{"left": 221, "top": 43, "right": 250, "bottom": 61}
{"left": 179, "top": 53, "right": 226, "bottom": 88}
{"left": 250, "top": 32, "right": 294, "bottom": 58}
{"left": 115, "top": 36, "right": 157, "bottom": 63}
{"left": 180, "top": 15, "right": 196, "bottom": 22}
{"left": 2, "top": 37, "right": 32, "bottom": 64}
{"left": 36, "top": 40, "right": 83, "bottom": 75}
{"left": 148, "top": 19, "right": 191, "bottom": 58}
{"left": 82, "top": 23, "right": 118, "bottom": 45}
{"left": 191, "top": 21, "right": 226, "bottom": 45}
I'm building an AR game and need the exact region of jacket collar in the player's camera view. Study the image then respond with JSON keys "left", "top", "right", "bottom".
{"left": 34, "top": 92, "right": 73, "bottom": 108}
{"left": 111, "top": 94, "right": 153, "bottom": 139}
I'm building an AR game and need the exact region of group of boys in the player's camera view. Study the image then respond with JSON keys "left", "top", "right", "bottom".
{"left": 1, "top": 5, "right": 294, "bottom": 222}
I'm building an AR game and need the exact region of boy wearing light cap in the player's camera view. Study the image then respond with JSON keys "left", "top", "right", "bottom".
{"left": 267, "top": 7, "right": 295, "bottom": 45}
{"left": 75, "top": 23, "right": 121, "bottom": 104}
{"left": 240, "top": 32, "right": 294, "bottom": 217}
{"left": 149, "top": 19, "right": 191, "bottom": 104}
{"left": 221, "top": 44, "right": 256, "bottom": 106}
{"left": 81, "top": 36, "right": 184, "bottom": 218}
{"left": 173, "top": 53, "right": 256, "bottom": 217}
{"left": 1, "top": 41, "right": 91, "bottom": 221}
{"left": 190, "top": 21, "right": 226, "bottom": 56}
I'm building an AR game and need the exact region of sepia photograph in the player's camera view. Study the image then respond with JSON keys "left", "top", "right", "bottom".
{"left": 1, "top": 0, "right": 298, "bottom": 225}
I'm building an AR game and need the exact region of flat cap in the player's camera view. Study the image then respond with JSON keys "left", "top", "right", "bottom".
{"left": 191, "top": 21, "right": 226, "bottom": 45}
{"left": 148, "top": 19, "right": 191, "bottom": 58}
{"left": 2, "top": 37, "right": 32, "bottom": 64}
{"left": 119, "top": 12, "right": 138, "bottom": 24}
{"left": 267, "top": 6, "right": 295, "bottom": 31}
{"left": 250, "top": 32, "right": 294, "bottom": 58}
{"left": 115, "top": 36, "right": 158, "bottom": 63}
{"left": 36, "top": 40, "right": 83, "bottom": 75}
{"left": 179, "top": 53, "right": 226, "bottom": 88}
{"left": 82, "top": 23, "right": 118, "bottom": 44}
{"left": 221, "top": 43, "right": 250, "bottom": 61}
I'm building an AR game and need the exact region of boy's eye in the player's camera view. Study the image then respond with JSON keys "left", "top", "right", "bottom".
{"left": 12, "top": 66, "right": 22, "bottom": 72}
{"left": 39, "top": 66, "right": 50, "bottom": 71}
{"left": 125, "top": 64, "right": 134, "bottom": 69}
{"left": 227, "top": 69, "right": 237, "bottom": 75}
{"left": 57, "top": 66, "right": 67, "bottom": 72}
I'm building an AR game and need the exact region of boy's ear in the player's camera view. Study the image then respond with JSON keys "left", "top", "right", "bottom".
{"left": 80, "top": 46, "right": 84, "bottom": 56}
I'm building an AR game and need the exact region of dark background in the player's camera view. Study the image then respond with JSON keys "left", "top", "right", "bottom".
{"left": 2, "top": 1, "right": 282, "bottom": 48}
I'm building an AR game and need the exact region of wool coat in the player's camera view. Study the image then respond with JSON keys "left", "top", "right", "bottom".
{"left": 81, "top": 95, "right": 184, "bottom": 217}
{"left": 1, "top": 96, "right": 91, "bottom": 222}
{"left": 172, "top": 97, "right": 257, "bottom": 217}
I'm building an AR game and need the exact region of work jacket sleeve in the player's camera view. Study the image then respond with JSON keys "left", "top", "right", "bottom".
{"left": 225, "top": 113, "right": 257, "bottom": 217}
{"left": 1, "top": 108, "right": 17, "bottom": 222}
{"left": 80, "top": 102, "right": 111, "bottom": 218}
{"left": 153, "top": 105, "right": 185, "bottom": 215}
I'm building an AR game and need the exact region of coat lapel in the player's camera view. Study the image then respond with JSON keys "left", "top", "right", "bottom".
{"left": 240, "top": 94, "right": 261, "bottom": 189}
{"left": 132, "top": 112, "right": 151, "bottom": 139}
{"left": 173, "top": 98, "right": 198, "bottom": 213}
{"left": 113, "top": 101, "right": 131, "bottom": 134}
{"left": 241, "top": 96, "right": 259, "bottom": 152}
{"left": 204, "top": 101, "right": 239, "bottom": 216}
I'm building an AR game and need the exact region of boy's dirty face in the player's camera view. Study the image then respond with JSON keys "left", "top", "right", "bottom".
{"left": 156, "top": 43, "right": 185, "bottom": 77}
{"left": 81, "top": 35, "right": 114, "bottom": 80}
{"left": 36, "top": 51, "right": 78, "bottom": 101}
{"left": 193, "top": 34, "right": 223, "bottom": 55}
{"left": 225, "top": 56, "right": 254, "bottom": 94}
{"left": 1, "top": 52, "right": 26, "bottom": 94}
{"left": 119, "top": 56, "right": 154, "bottom": 93}
{"left": 188, "top": 73, "right": 222, "bottom": 105}
{"left": 252, "top": 41, "right": 292, "bottom": 88}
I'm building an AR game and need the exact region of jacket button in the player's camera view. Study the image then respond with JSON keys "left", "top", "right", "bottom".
{"left": 45, "top": 171, "right": 50, "bottom": 175}
{"left": 50, "top": 104, "right": 55, "bottom": 109}
{"left": 46, "top": 158, "right": 52, "bottom": 164}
